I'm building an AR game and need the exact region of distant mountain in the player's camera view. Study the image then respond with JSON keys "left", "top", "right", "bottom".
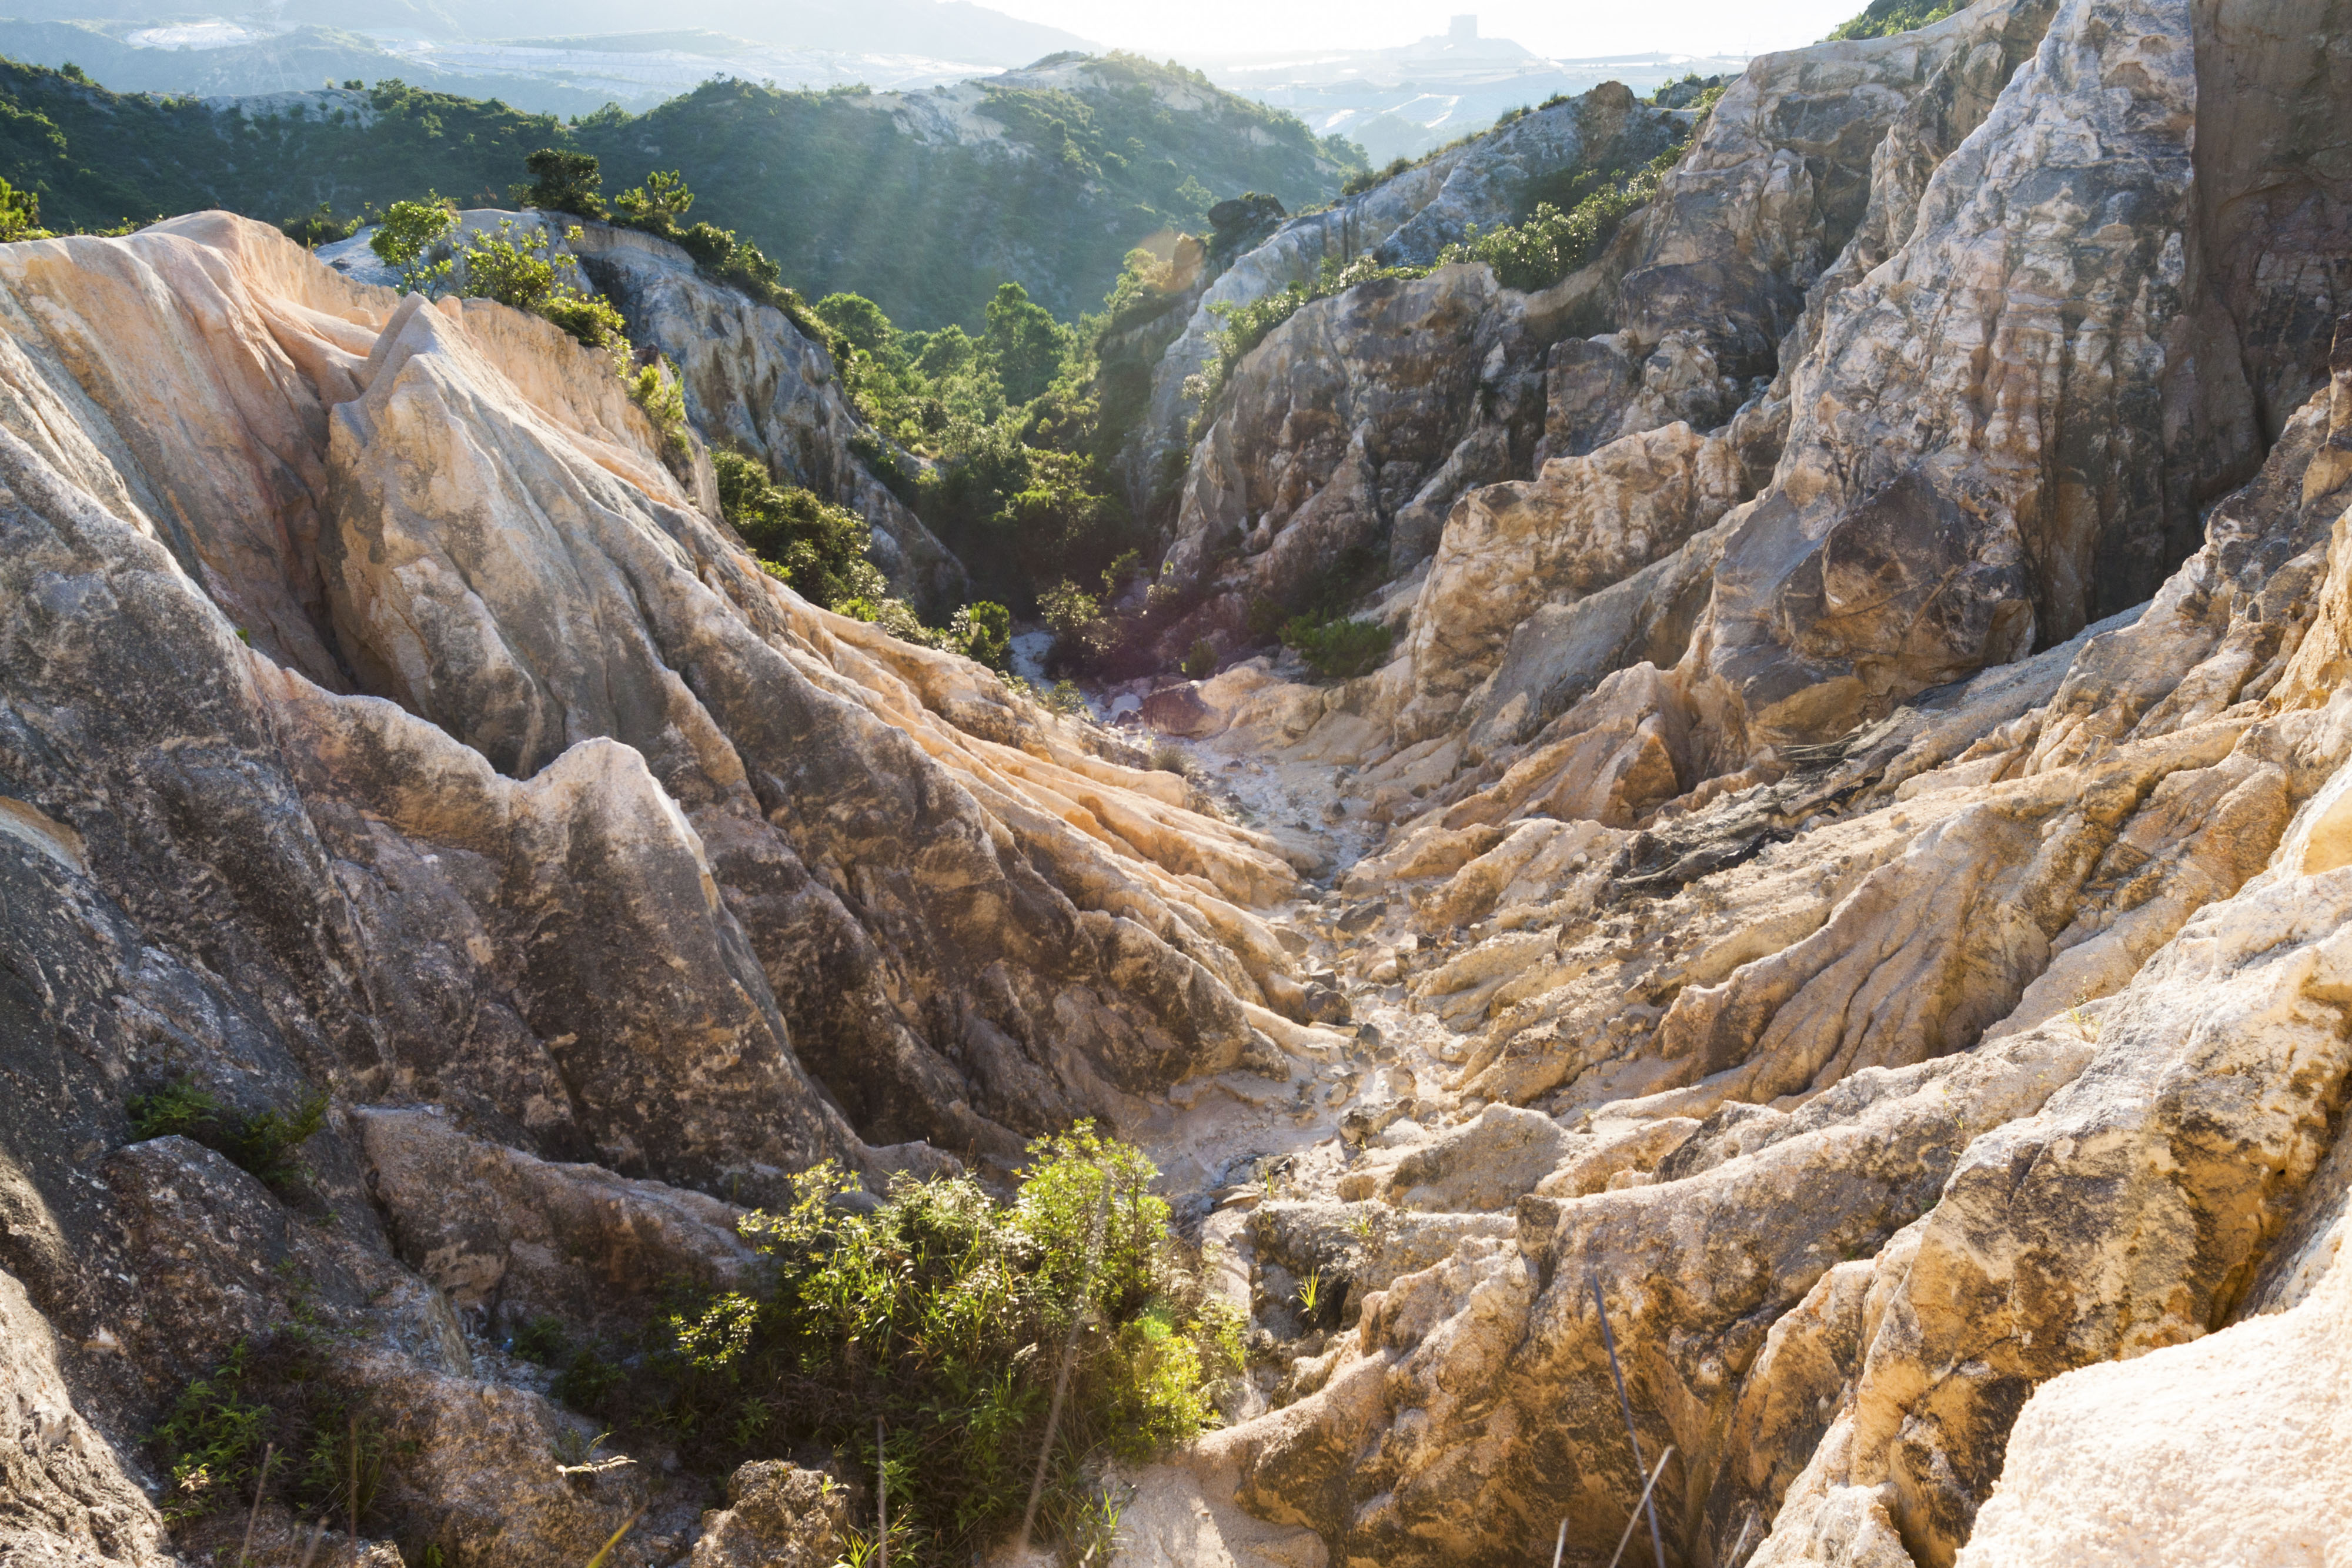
{"left": 0, "top": 19, "right": 1000, "bottom": 115}
{"left": 1189, "top": 18, "right": 1746, "bottom": 162}
{"left": 0, "top": 51, "right": 1360, "bottom": 327}
{"left": 0, "top": 0, "right": 1096, "bottom": 62}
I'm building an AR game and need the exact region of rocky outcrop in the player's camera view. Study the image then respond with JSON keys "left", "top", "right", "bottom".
{"left": 9, "top": 2, "right": 2352, "bottom": 1563}
{"left": 319, "top": 214, "right": 965, "bottom": 612}
{"left": 1949, "top": 1249, "right": 2351, "bottom": 1567}
{"left": 689, "top": 1462, "right": 853, "bottom": 1568}
{"left": 1395, "top": 420, "right": 1747, "bottom": 736}
{"left": 1127, "top": 82, "right": 1692, "bottom": 513}
{"left": 0, "top": 212, "right": 1319, "bottom": 1564}
{"left": 1086, "top": 4, "right": 2352, "bottom": 1560}
{"left": 1164, "top": 262, "right": 1546, "bottom": 606}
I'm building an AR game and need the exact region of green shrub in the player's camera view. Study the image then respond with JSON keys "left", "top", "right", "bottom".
{"left": 1436, "top": 156, "right": 1666, "bottom": 293}
{"left": 507, "top": 1315, "right": 572, "bottom": 1366}
{"left": 1180, "top": 638, "right": 1218, "bottom": 679}
{"left": 948, "top": 600, "right": 1013, "bottom": 671}
{"left": 279, "top": 200, "right": 358, "bottom": 249}
{"left": 1281, "top": 615, "right": 1393, "bottom": 680}
{"left": 563, "top": 1125, "right": 1234, "bottom": 1563}
{"left": 515, "top": 146, "right": 606, "bottom": 219}
{"left": 447, "top": 219, "right": 632, "bottom": 351}
{"left": 612, "top": 167, "right": 694, "bottom": 229}
{"left": 714, "top": 448, "right": 888, "bottom": 613}
{"left": 126, "top": 1078, "right": 327, "bottom": 1195}
{"left": 0, "top": 174, "right": 46, "bottom": 242}
{"left": 369, "top": 195, "right": 456, "bottom": 293}
{"left": 1828, "top": 0, "right": 1959, "bottom": 39}
{"left": 1037, "top": 579, "right": 1101, "bottom": 637}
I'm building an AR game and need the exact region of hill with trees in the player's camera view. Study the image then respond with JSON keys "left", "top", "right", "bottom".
{"left": 0, "top": 50, "right": 1359, "bottom": 327}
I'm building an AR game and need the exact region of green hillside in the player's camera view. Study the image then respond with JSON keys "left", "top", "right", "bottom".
{"left": 0, "top": 52, "right": 1359, "bottom": 327}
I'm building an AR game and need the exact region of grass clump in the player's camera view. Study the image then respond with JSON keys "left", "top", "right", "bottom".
{"left": 151, "top": 1338, "right": 389, "bottom": 1529}
{"left": 126, "top": 1078, "right": 326, "bottom": 1195}
{"left": 563, "top": 1124, "right": 1238, "bottom": 1565}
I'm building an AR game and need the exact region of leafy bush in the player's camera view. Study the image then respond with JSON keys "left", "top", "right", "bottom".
{"left": 612, "top": 166, "right": 693, "bottom": 228}
{"left": 985, "top": 281, "right": 1071, "bottom": 406}
{"left": 1180, "top": 638, "right": 1218, "bottom": 679}
{"left": 126, "top": 1078, "right": 326, "bottom": 1195}
{"left": 566, "top": 1125, "right": 1235, "bottom": 1563}
{"left": 948, "top": 600, "right": 1013, "bottom": 671}
{"left": 515, "top": 146, "right": 607, "bottom": 219}
{"left": 714, "top": 447, "right": 888, "bottom": 613}
{"left": 279, "top": 200, "right": 358, "bottom": 248}
{"left": 625, "top": 354, "right": 691, "bottom": 470}
{"left": 368, "top": 195, "right": 456, "bottom": 292}
{"left": 1342, "top": 155, "right": 1414, "bottom": 198}
{"left": 1280, "top": 615, "right": 1394, "bottom": 680}
{"left": 1436, "top": 156, "right": 1666, "bottom": 293}
{"left": 0, "top": 174, "right": 46, "bottom": 241}
{"left": 1828, "top": 0, "right": 1959, "bottom": 39}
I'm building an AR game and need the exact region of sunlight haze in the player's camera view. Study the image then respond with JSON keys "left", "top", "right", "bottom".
{"left": 978, "top": 0, "right": 1865, "bottom": 63}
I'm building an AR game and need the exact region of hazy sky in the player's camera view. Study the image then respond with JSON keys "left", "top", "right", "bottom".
{"left": 984, "top": 0, "right": 1867, "bottom": 63}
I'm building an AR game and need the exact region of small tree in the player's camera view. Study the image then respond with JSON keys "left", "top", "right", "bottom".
{"left": 613, "top": 168, "right": 693, "bottom": 233}
{"left": 515, "top": 148, "right": 606, "bottom": 219}
{"left": 815, "top": 292, "right": 897, "bottom": 359}
{"left": 368, "top": 196, "right": 456, "bottom": 293}
{"left": 985, "top": 280, "right": 1071, "bottom": 405}
{"left": 950, "top": 600, "right": 1013, "bottom": 670}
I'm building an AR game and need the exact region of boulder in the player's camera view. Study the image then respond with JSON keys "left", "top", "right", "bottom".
{"left": 691, "top": 1462, "right": 854, "bottom": 1568}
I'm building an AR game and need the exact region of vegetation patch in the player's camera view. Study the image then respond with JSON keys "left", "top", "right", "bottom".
{"left": 1438, "top": 148, "right": 1678, "bottom": 293}
{"left": 126, "top": 1078, "right": 326, "bottom": 1195}
{"left": 542, "top": 1124, "right": 1239, "bottom": 1564}
{"left": 1279, "top": 615, "right": 1394, "bottom": 680}
{"left": 1828, "top": 0, "right": 1961, "bottom": 39}
{"left": 152, "top": 1336, "right": 389, "bottom": 1530}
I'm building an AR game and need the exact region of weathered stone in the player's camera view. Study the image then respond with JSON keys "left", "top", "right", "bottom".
{"left": 1396, "top": 419, "right": 1748, "bottom": 735}
{"left": 1142, "top": 681, "right": 1220, "bottom": 738}
{"left": 1129, "top": 83, "right": 1689, "bottom": 504}
{"left": 357, "top": 1106, "right": 761, "bottom": 1341}
{"left": 690, "top": 1461, "right": 853, "bottom": 1568}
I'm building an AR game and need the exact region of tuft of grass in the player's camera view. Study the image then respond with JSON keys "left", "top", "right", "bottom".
{"left": 151, "top": 1339, "right": 388, "bottom": 1530}
{"left": 1150, "top": 743, "right": 1198, "bottom": 780}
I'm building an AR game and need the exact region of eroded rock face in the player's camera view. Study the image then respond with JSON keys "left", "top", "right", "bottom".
{"left": 1395, "top": 420, "right": 1747, "bottom": 737}
{"left": 1164, "top": 262, "right": 1541, "bottom": 607}
{"left": 319, "top": 214, "right": 965, "bottom": 612}
{"left": 0, "top": 213, "right": 1314, "bottom": 1564}
{"left": 1100, "top": 8, "right": 2352, "bottom": 1552}
{"left": 1611, "top": 1, "right": 2060, "bottom": 380}
{"left": 1127, "top": 83, "right": 1690, "bottom": 507}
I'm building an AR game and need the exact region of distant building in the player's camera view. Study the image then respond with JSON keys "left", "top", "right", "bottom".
{"left": 1450, "top": 15, "right": 1478, "bottom": 40}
